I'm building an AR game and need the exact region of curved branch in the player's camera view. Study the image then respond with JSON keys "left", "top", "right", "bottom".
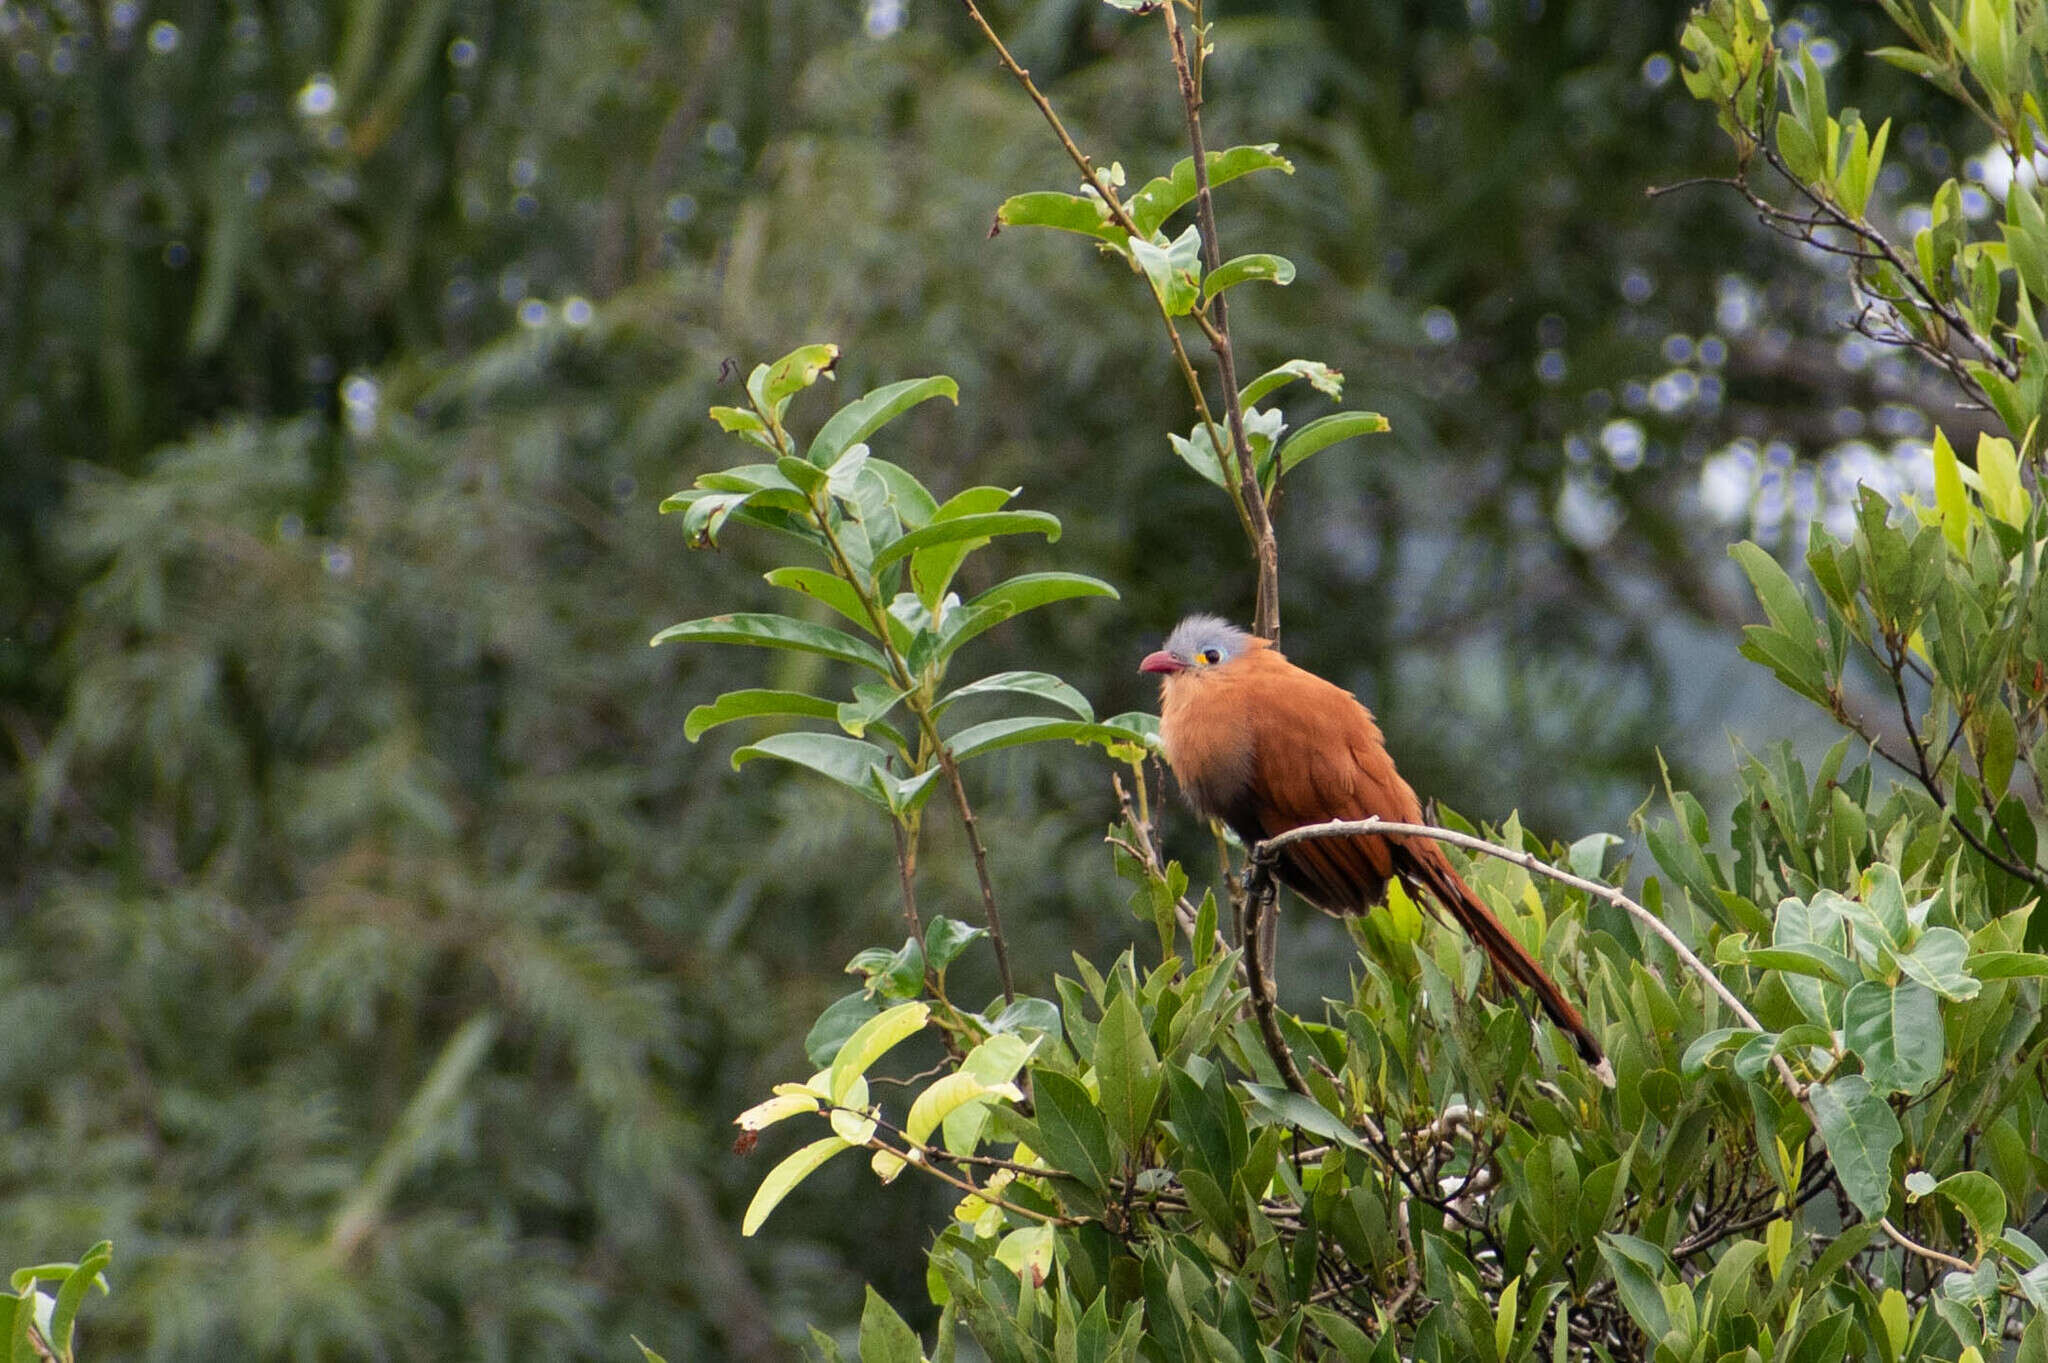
{"left": 1251, "top": 815, "right": 1974, "bottom": 1276}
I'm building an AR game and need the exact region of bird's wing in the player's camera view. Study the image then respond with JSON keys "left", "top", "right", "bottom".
{"left": 1231, "top": 652, "right": 1422, "bottom": 913}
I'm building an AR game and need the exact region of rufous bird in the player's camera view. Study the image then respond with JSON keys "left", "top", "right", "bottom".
{"left": 1140, "top": 615, "right": 1607, "bottom": 1073}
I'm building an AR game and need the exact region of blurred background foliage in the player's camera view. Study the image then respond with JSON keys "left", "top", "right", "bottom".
{"left": 0, "top": 0, "right": 2001, "bottom": 1356}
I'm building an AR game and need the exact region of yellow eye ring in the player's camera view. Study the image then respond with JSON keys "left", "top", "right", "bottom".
{"left": 1198, "top": 648, "right": 1220, "bottom": 665}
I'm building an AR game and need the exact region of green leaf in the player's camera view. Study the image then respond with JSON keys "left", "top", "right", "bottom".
{"left": 1680, "top": 1026, "right": 1762, "bottom": 1076}
{"left": 963, "top": 572, "right": 1118, "bottom": 623}
{"left": 1742, "top": 942, "right": 1856, "bottom": 984}
{"left": 1131, "top": 224, "right": 1204, "bottom": 316}
{"left": 1870, "top": 45, "right": 1949, "bottom": 80}
{"left": 1095, "top": 991, "right": 1163, "bottom": 1155}
{"left": 923, "top": 918, "right": 985, "bottom": 973}
{"left": 858, "top": 1286, "right": 924, "bottom": 1363}
{"left": 651, "top": 613, "right": 893, "bottom": 676}
{"left": 1240, "top": 1083, "right": 1367, "bottom": 1150}
{"left": 1202, "top": 253, "right": 1296, "bottom": 299}
{"left": 1898, "top": 926, "right": 1980, "bottom": 1000}
{"left": 837, "top": 681, "right": 909, "bottom": 741}
{"left": 1809, "top": 1075, "right": 1904, "bottom": 1218}
{"left": 1932, "top": 1171, "right": 2007, "bottom": 1250}
{"left": 684, "top": 689, "right": 840, "bottom": 741}
{"left": 990, "top": 996, "right": 1063, "bottom": 1042}
{"left": 1976, "top": 431, "right": 2030, "bottom": 525}
{"left": 1968, "top": 950, "right": 2048, "bottom": 979}
{"left": 732, "top": 733, "right": 898, "bottom": 806}
{"left": 1596, "top": 1234, "right": 1675, "bottom": 1340}
{"left": 763, "top": 566, "right": 894, "bottom": 639}
{"left": 994, "top": 191, "right": 1126, "bottom": 243}
{"left": 935, "top": 671, "right": 1094, "bottom": 721}
{"left": 45, "top": 1243, "right": 110, "bottom": 1361}
{"left": 808, "top": 376, "right": 960, "bottom": 465}
{"left": 847, "top": 937, "right": 926, "bottom": 1001}
{"left": 1568, "top": 832, "right": 1620, "bottom": 879}
{"left": 1029, "top": 1069, "right": 1115, "bottom": 1192}
{"left": 708, "top": 404, "right": 780, "bottom": 452}
{"left": 1272, "top": 411, "right": 1389, "bottom": 479}
{"left": 741, "top": 1135, "right": 854, "bottom": 1235}
{"left": 944, "top": 1034, "right": 1037, "bottom": 1156}
{"left": 945, "top": 716, "right": 1163, "bottom": 763}
{"left": 829, "top": 1001, "right": 931, "bottom": 1104}
{"left": 1730, "top": 541, "right": 1822, "bottom": 649}
{"left": 632, "top": 1336, "right": 670, "bottom": 1363}
{"left": 868, "top": 764, "right": 943, "bottom": 817}
{"left": 13, "top": 1286, "right": 47, "bottom": 1363}
{"left": 1168, "top": 425, "right": 1230, "bottom": 488}
{"left": 1128, "top": 144, "right": 1295, "bottom": 238}
{"left": 1843, "top": 979, "right": 1943, "bottom": 1095}
{"left": 872, "top": 511, "right": 1060, "bottom": 574}
{"left": 1977, "top": 701, "right": 2020, "bottom": 802}
{"left": 1239, "top": 358, "right": 1344, "bottom": 408}
{"left": 865, "top": 458, "right": 940, "bottom": 529}
{"left": 806, "top": 992, "right": 881, "bottom": 1068}
{"left": 755, "top": 343, "right": 841, "bottom": 418}
{"left": 1931, "top": 428, "right": 1970, "bottom": 555}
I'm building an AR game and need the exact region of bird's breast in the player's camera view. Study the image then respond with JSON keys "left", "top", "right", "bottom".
{"left": 1158, "top": 675, "right": 1257, "bottom": 822}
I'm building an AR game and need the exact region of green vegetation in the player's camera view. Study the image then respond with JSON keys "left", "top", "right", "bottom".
{"left": 11, "top": 0, "right": 2048, "bottom": 1359}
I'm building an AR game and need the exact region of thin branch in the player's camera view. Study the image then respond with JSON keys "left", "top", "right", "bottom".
{"left": 1159, "top": 0, "right": 1280, "bottom": 640}
{"left": 1250, "top": 815, "right": 1976, "bottom": 1276}
{"left": 1239, "top": 865, "right": 1311, "bottom": 1097}
{"left": 956, "top": 0, "right": 1250, "bottom": 553}
{"left": 936, "top": 749, "right": 1016, "bottom": 1004}
{"left": 892, "top": 819, "right": 923, "bottom": 940}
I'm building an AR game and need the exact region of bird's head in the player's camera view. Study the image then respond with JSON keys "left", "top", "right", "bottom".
{"left": 1139, "top": 614, "right": 1260, "bottom": 678}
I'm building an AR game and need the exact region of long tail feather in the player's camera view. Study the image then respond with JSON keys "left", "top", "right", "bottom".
{"left": 1402, "top": 844, "right": 1609, "bottom": 1078}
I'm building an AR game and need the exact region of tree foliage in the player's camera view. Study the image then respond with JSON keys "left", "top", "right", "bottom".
{"left": 694, "top": 3, "right": 2048, "bottom": 1361}
{"left": 5, "top": 0, "right": 2040, "bottom": 1360}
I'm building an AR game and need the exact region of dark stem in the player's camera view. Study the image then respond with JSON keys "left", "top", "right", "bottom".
{"left": 892, "top": 818, "right": 923, "bottom": 940}
{"left": 1160, "top": 1, "right": 1281, "bottom": 641}
{"left": 1240, "top": 858, "right": 1311, "bottom": 1097}
{"left": 938, "top": 749, "right": 1017, "bottom": 1004}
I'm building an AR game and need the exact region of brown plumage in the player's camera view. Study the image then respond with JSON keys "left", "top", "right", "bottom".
{"left": 1141, "top": 615, "right": 1606, "bottom": 1070}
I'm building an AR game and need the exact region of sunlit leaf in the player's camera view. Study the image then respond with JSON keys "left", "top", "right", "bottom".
{"left": 995, "top": 191, "right": 1127, "bottom": 244}
{"left": 1239, "top": 358, "right": 1344, "bottom": 408}
{"left": 1201, "top": 252, "right": 1295, "bottom": 299}
{"left": 684, "top": 689, "right": 839, "bottom": 741}
{"left": 651, "top": 613, "right": 893, "bottom": 676}
{"left": 741, "top": 1136, "right": 854, "bottom": 1235}
{"left": 828, "top": 1001, "right": 932, "bottom": 1104}
{"left": 1128, "top": 144, "right": 1295, "bottom": 238}
{"left": 732, "top": 732, "right": 898, "bottom": 805}
{"left": 808, "top": 376, "right": 960, "bottom": 465}
{"left": 1131, "top": 224, "right": 1203, "bottom": 316}
{"left": 1272, "top": 411, "right": 1389, "bottom": 478}
{"left": 935, "top": 671, "right": 1094, "bottom": 721}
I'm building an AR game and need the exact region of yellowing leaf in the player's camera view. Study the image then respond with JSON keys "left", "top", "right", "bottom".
{"left": 734, "top": 1092, "right": 820, "bottom": 1131}
{"left": 1977, "top": 432, "right": 2030, "bottom": 525}
{"left": 831, "top": 1101, "right": 878, "bottom": 1145}
{"left": 829, "top": 1002, "right": 931, "bottom": 1103}
{"left": 1383, "top": 877, "right": 1424, "bottom": 942}
{"left": 871, "top": 1148, "right": 907, "bottom": 1184}
{"left": 908, "top": 1074, "right": 988, "bottom": 1146}
{"left": 742, "top": 1136, "right": 853, "bottom": 1235}
{"left": 1931, "top": 427, "right": 1969, "bottom": 554}
{"left": 994, "top": 1224, "right": 1056, "bottom": 1285}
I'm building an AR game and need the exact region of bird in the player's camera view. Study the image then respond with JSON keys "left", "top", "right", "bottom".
{"left": 1139, "top": 614, "right": 1607, "bottom": 1073}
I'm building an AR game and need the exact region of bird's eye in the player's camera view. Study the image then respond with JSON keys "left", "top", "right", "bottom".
{"left": 1198, "top": 648, "right": 1221, "bottom": 665}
